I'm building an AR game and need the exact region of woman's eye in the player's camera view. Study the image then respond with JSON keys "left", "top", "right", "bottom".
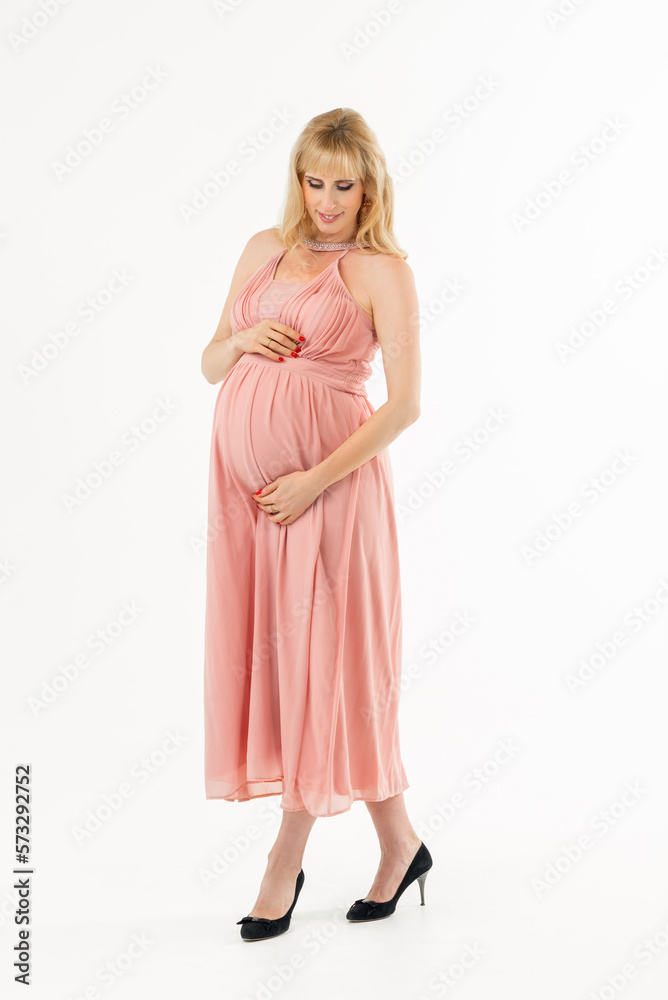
{"left": 307, "top": 181, "right": 352, "bottom": 191}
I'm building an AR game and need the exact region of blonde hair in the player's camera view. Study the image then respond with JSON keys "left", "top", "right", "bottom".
{"left": 274, "top": 108, "right": 407, "bottom": 261}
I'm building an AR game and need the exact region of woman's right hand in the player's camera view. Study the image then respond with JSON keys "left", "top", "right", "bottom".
{"left": 232, "top": 319, "right": 304, "bottom": 362}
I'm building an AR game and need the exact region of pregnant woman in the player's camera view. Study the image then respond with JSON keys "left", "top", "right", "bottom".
{"left": 201, "top": 108, "right": 432, "bottom": 941}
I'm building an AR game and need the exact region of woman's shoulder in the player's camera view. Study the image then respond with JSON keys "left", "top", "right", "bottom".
{"left": 249, "top": 227, "right": 285, "bottom": 254}
{"left": 233, "top": 229, "right": 284, "bottom": 280}
{"left": 354, "top": 247, "right": 413, "bottom": 286}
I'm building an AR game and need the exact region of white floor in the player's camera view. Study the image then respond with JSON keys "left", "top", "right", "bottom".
{"left": 7, "top": 827, "right": 668, "bottom": 1000}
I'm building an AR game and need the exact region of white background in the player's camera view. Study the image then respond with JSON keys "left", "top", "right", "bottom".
{"left": 2, "top": 0, "right": 668, "bottom": 997}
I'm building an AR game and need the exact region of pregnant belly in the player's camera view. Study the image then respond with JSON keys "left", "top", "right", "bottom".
{"left": 213, "top": 356, "right": 370, "bottom": 494}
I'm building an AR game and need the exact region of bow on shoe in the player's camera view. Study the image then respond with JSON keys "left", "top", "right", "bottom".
{"left": 354, "top": 898, "right": 380, "bottom": 908}
{"left": 237, "top": 916, "right": 275, "bottom": 925}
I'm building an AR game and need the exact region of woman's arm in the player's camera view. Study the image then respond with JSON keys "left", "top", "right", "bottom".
{"left": 308, "top": 255, "right": 421, "bottom": 494}
{"left": 201, "top": 231, "right": 268, "bottom": 385}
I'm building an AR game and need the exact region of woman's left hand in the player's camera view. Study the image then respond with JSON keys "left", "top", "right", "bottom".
{"left": 253, "top": 470, "right": 324, "bottom": 525}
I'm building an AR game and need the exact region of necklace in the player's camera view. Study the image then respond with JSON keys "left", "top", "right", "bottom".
{"left": 302, "top": 237, "right": 371, "bottom": 250}
{"left": 301, "top": 235, "right": 371, "bottom": 251}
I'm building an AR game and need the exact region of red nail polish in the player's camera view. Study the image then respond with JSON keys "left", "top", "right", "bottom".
{"left": 299, "top": 336, "right": 305, "bottom": 342}
{"left": 278, "top": 356, "right": 284, "bottom": 362}
{"left": 291, "top": 351, "right": 297, "bottom": 357}
{"left": 255, "top": 490, "right": 262, "bottom": 495}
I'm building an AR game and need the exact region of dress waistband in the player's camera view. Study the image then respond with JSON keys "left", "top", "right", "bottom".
{"left": 235, "top": 351, "right": 369, "bottom": 397}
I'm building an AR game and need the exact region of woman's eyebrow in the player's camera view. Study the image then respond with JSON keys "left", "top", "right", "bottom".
{"left": 304, "top": 174, "right": 356, "bottom": 182}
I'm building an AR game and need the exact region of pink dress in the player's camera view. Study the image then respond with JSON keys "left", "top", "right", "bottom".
{"left": 203, "top": 245, "right": 410, "bottom": 816}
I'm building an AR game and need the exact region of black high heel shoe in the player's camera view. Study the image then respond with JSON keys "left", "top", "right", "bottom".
{"left": 346, "top": 842, "right": 433, "bottom": 922}
{"left": 237, "top": 869, "right": 305, "bottom": 941}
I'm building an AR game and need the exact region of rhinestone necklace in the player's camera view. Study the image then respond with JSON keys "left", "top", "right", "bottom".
{"left": 302, "top": 235, "right": 371, "bottom": 251}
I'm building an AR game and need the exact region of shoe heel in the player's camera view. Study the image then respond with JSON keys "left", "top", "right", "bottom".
{"left": 416, "top": 870, "right": 428, "bottom": 905}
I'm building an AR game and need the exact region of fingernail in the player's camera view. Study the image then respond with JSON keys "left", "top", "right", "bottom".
{"left": 278, "top": 356, "right": 284, "bottom": 362}
{"left": 291, "top": 351, "right": 298, "bottom": 357}
{"left": 299, "top": 336, "right": 305, "bottom": 342}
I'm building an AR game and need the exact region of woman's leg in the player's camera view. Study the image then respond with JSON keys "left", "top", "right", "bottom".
{"left": 246, "top": 806, "right": 317, "bottom": 919}
{"left": 363, "top": 792, "right": 423, "bottom": 903}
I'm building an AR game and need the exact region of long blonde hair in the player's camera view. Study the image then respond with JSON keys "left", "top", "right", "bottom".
{"left": 274, "top": 108, "right": 407, "bottom": 261}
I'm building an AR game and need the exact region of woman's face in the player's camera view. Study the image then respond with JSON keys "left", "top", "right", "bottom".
{"left": 301, "top": 171, "right": 365, "bottom": 242}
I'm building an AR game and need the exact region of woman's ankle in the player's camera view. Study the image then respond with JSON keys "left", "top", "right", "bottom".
{"left": 266, "top": 850, "right": 303, "bottom": 876}
{"left": 379, "top": 834, "right": 422, "bottom": 859}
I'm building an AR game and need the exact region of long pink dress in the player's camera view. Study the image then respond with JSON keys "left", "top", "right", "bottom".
{"left": 203, "top": 245, "right": 410, "bottom": 816}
